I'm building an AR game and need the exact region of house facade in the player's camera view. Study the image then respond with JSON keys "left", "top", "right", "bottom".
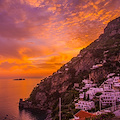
{"left": 86, "top": 88, "right": 103, "bottom": 100}
{"left": 100, "top": 91, "right": 120, "bottom": 107}
{"left": 75, "top": 100, "right": 95, "bottom": 111}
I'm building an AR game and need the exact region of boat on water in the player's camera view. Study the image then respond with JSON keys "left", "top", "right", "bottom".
{"left": 14, "top": 78, "right": 25, "bottom": 80}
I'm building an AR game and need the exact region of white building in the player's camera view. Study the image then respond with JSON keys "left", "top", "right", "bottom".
{"left": 112, "top": 76, "right": 120, "bottom": 91}
{"left": 79, "top": 89, "right": 83, "bottom": 92}
{"left": 77, "top": 55, "right": 82, "bottom": 57}
{"left": 58, "top": 71, "right": 62, "bottom": 74}
{"left": 75, "top": 100, "right": 95, "bottom": 111}
{"left": 65, "top": 64, "right": 68, "bottom": 67}
{"left": 100, "top": 92, "right": 116, "bottom": 107}
{"left": 107, "top": 73, "right": 115, "bottom": 78}
{"left": 84, "top": 83, "right": 93, "bottom": 89}
{"left": 103, "top": 82, "right": 112, "bottom": 91}
{"left": 86, "top": 88, "right": 103, "bottom": 100}
{"left": 106, "top": 78, "right": 114, "bottom": 83}
{"left": 81, "top": 79, "right": 94, "bottom": 90}
{"left": 104, "top": 50, "right": 109, "bottom": 54}
{"left": 115, "top": 92, "right": 120, "bottom": 102}
{"left": 113, "top": 76, "right": 120, "bottom": 83}
{"left": 65, "top": 68, "right": 69, "bottom": 71}
{"left": 100, "top": 76, "right": 120, "bottom": 91}
{"left": 82, "top": 79, "right": 93, "bottom": 84}
{"left": 91, "top": 64, "right": 103, "bottom": 70}
{"left": 113, "top": 83, "right": 120, "bottom": 88}
{"left": 74, "top": 83, "right": 79, "bottom": 88}
{"left": 79, "top": 92, "right": 84, "bottom": 99}
{"left": 92, "top": 84, "right": 97, "bottom": 87}
{"left": 100, "top": 91, "right": 120, "bottom": 107}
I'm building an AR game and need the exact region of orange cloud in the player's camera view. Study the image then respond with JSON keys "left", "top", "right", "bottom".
{"left": 0, "top": 0, "right": 120, "bottom": 78}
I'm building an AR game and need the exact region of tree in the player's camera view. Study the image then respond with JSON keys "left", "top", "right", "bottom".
{"left": 83, "top": 92, "right": 86, "bottom": 100}
{"left": 87, "top": 94, "right": 90, "bottom": 101}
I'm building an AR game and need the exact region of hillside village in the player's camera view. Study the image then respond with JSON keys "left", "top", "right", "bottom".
{"left": 72, "top": 72, "right": 120, "bottom": 120}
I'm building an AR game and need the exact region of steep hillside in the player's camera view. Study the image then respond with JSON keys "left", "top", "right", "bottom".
{"left": 19, "top": 17, "right": 120, "bottom": 119}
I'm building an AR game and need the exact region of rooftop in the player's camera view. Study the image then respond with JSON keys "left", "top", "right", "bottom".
{"left": 74, "top": 110, "right": 96, "bottom": 120}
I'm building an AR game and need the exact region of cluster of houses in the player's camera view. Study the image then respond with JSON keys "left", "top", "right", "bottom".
{"left": 72, "top": 73, "right": 120, "bottom": 119}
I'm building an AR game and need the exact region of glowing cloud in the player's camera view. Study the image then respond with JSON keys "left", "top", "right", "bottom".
{"left": 0, "top": 0, "right": 120, "bottom": 78}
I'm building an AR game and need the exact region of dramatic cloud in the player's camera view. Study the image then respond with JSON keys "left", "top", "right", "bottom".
{"left": 0, "top": 0, "right": 120, "bottom": 78}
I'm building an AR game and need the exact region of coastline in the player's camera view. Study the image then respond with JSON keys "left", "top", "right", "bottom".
{"left": 19, "top": 99, "right": 51, "bottom": 119}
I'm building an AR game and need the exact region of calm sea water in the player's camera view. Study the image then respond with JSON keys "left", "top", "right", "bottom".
{"left": 0, "top": 78, "right": 46, "bottom": 120}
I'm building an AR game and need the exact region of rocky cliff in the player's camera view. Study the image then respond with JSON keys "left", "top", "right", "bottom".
{"left": 19, "top": 17, "right": 120, "bottom": 119}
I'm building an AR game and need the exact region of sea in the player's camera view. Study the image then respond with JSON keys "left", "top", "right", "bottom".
{"left": 0, "top": 78, "right": 46, "bottom": 120}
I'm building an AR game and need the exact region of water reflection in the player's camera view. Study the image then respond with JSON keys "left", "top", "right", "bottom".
{"left": 0, "top": 78, "right": 46, "bottom": 120}
{"left": 19, "top": 109, "right": 46, "bottom": 120}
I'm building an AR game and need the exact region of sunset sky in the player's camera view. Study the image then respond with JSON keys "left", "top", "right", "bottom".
{"left": 0, "top": 0, "right": 120, "bottom": 78}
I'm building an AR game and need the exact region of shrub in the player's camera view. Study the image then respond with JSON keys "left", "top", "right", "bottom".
{"left": 70, "top": 104, "right": 75, "bottom": 109}
{"left": 65, "top": 112, "right": 73, "bottom": 119}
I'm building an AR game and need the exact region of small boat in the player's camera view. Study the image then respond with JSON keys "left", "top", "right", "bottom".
{"left": 14, "top": 78, "right": 25, "bottom": 80}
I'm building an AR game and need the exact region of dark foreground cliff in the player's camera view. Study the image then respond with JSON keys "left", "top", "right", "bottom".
{"left": 19, "top": 17, "right": 120, "bottom": 120}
